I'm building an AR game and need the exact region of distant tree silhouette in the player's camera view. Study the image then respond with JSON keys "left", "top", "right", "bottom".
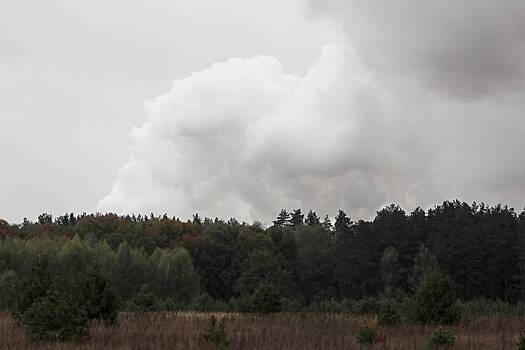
{"left": 273, "top": 209, "right": 291, "bottom": 228}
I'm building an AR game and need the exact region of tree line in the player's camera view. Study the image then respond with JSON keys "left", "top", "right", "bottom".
{"left": 1, "top": 200, "right": 524, "bottom": 317}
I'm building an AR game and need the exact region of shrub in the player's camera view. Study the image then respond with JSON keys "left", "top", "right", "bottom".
{"left": 228, "top": 295, "right": 253, "bottom": 312}
{"left": 191, "top": 293, "right": 230, "bottom": 312}
{"left": 378, "top": 303, "right": 401, "bottom": 327}
{"left": 413, "top": 270, "right": 462, "bottom": 325}
{"left": 429, "top": 328, "right": 455, "bottom": 348}
{"left": 353, "top": 296, "right": 381, "bottom": 315}
{"left": 156, "top": 297, "right": 184, "bottom": 311}
{"left": 280, "top": 297, "right": 303, "bottom": 312}
{"left": 356, "top": 325, "right": 378, "bottom": 345}
{"left": 399, "top": 297, "right": 417, "bottom": 323}
{"left": 251, "top": 284, "right": 281, "bottom": 313}
{"left": 459, "top": 298, "right": 525, "bottom": 318}
{"left": 200, "top": 316, "right": 229, "bottom": 350}
{"left": 22, "top": 289, "right": 88, "bottom": 342}
{"left": 128, "top": 284, "right": 155, "bottom": 312}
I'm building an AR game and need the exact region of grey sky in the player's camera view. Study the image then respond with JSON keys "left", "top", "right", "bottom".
{"left": 1, "top": 0, "right": 524, "bottom": 224}
{"left": 0, "top": 0, "right": 324, "bottom": 223}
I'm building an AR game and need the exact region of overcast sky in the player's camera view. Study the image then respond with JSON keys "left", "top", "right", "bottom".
{"left": 1, "top": 0, "right": 524, "bottom": 224}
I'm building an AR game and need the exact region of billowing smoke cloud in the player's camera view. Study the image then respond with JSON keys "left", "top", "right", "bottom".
{"left": 305, "top": 0, "right": 525, "bottom": 97}
{"left": 98, "top": 1, "right": 525, "bottom": 223}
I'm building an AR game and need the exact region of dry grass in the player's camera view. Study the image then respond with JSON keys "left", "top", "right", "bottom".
{"left": 0, "top": 311, "right": 523, "bottom": 350}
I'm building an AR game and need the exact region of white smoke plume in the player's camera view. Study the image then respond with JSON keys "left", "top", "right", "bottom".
{"left": 98, "top": 1, "right": 525, "bottom": 223}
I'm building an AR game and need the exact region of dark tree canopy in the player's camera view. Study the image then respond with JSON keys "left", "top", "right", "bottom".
{"left": 0, "top": 199, "right": 523, "bottom": 318}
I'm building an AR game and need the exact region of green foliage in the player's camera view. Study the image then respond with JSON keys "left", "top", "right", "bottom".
{"left": 0, "top": 270, "right": 20, "bottom": 311}
{"left": 128, "top": 284, "right": 155, "bottom": 312}
{"left": 290, "top": 209, "right": 304, "bottom": 226}
{"left": 16, "top": 259, "right": 53, "bottom": 319}
{"left": 200, "top": 316, "right": 229, "bottom": 350}
{"left": 459, "top": 298, "right": 525, "bottom": 318}
{"left": 236, "top": 248, "right": 294, "bottom": 299}
{"left": 251, "top": 284, "right": 282, "bottom": 313}
{"left": 429, "top": 328, "right": 455, "bottom": 348}
{"left": 334, "top": 210, "right": 351, "bottom": 234}
{"left": 191, "top": 293, "right": 230, "bottom": 312}
{"left": 295, "top": 226, "right": 336, "bottom": 304}
{"left": 399, "top": 297, "right": 418, "bottom": 323}
{"left": 81, "top": 263, "right": 118, "bottom": 323}
{"left": 356, "top": 325, "right": 378, "bottom": 345}
{"left": 353, "top": 297, "right": 382, "bottom": 315}
{"left": 378, "top": 303, "right": 401, "bottom": 327}
{"left": 149, "top": 247, "right": 200, "bottom": 303}
{"left": 22, "top": 289, "right": 88, "bottom": 342}
{"left": 413, "top": 270, "right": 462, "bottom": 325}
{"left": 0, "top": 200, "right": 524, "bottom": 316}
{"left": 305, "top": 210, "right": 320, "bottom": 226}
{"left": 15, "top": 257, "right": 117, "bottom": 342}
{"left": 273, "top": 210, "right": 291, "bottom": 228}
{"left": 409, "top": 244, "right": 438, "bottom": 291}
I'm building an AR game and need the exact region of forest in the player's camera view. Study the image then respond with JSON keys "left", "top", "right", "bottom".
{"left": 1, "top": 200, "right": 525, "bottom": 348}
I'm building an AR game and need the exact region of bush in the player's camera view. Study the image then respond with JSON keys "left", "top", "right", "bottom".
{"left": 280, "top": 297, "right": 303, "bottom": 312}
{"left": 429, "top": 328, "right": 455, "bottom": 348}
{"left": 200, "top": 316, "right": 229, "bottom": 350}
{"left": 413, "top": 270, "right": 462, "bottom": 325}
{"left": 22, "top": 290, "right": 88, "bottom": 342}
{"left": 399, "top": 297, "right": 417, "bottom": 323}
{"left": 353, "top": 296, "right": 381, "bottom": 315}
{"left": 356, "top": 325, "right": 378, "bottom": 345}
{"left": 191, "top": 293, "right": 230, "bottom": 312}
{"left": 128, "top": 284, "right": 155, "bottom": 312}
{"left": 251, "top": 284, "right": 281, "bottom": 313}
{"left": 459, "top": 298, "right": 525, "bottom": 318}
{"left": 156, "top": 297, "right": 185, "bottom": 311}
{"left": 378, "top": 303, "right": 401, "bottom": 327}
{"left": 16, "top": 259, "right": 116, "bottom": 342}
{"left": 228, "top": 295, "right": 253, "bottom": 312}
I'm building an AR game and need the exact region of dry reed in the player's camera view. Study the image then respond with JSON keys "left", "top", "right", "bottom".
{"left": 0, "top": 311, "right": 522, "bottom": 349}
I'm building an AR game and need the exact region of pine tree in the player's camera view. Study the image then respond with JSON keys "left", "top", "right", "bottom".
{"left": 322, "top": 215, "right": 332, "bottom": 231}
{"left": 334, "top": 210, "right": 351, "bottom": 235}
{"left": 290, "top": 209, "right": 304, "bottom": 227}
{"left": 413, "top": 269, "right": 462, "bottom": 325}
{"left": 193, "top": 213, "right": 202, "bottom": 225}
{"left": 37, "top": 213, "right": 53, "bottom": 225}
{"left": 305, "top": 210, "right": 320, "bottom": 226}
{"left": 273, "top": 209, "right": 291, "bottom": 228}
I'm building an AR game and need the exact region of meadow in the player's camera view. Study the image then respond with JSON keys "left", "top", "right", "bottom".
{"left": 1, "top": 311, "right": 523, "bottom": 350}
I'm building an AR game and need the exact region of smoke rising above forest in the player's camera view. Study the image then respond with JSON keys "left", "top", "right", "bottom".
{"left": 98, "top": 0, "right": 525, "bottom": 222}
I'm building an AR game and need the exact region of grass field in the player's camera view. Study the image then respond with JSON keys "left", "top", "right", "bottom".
{"left": 1, "top": 311, "right": 523, "bottom": 349}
